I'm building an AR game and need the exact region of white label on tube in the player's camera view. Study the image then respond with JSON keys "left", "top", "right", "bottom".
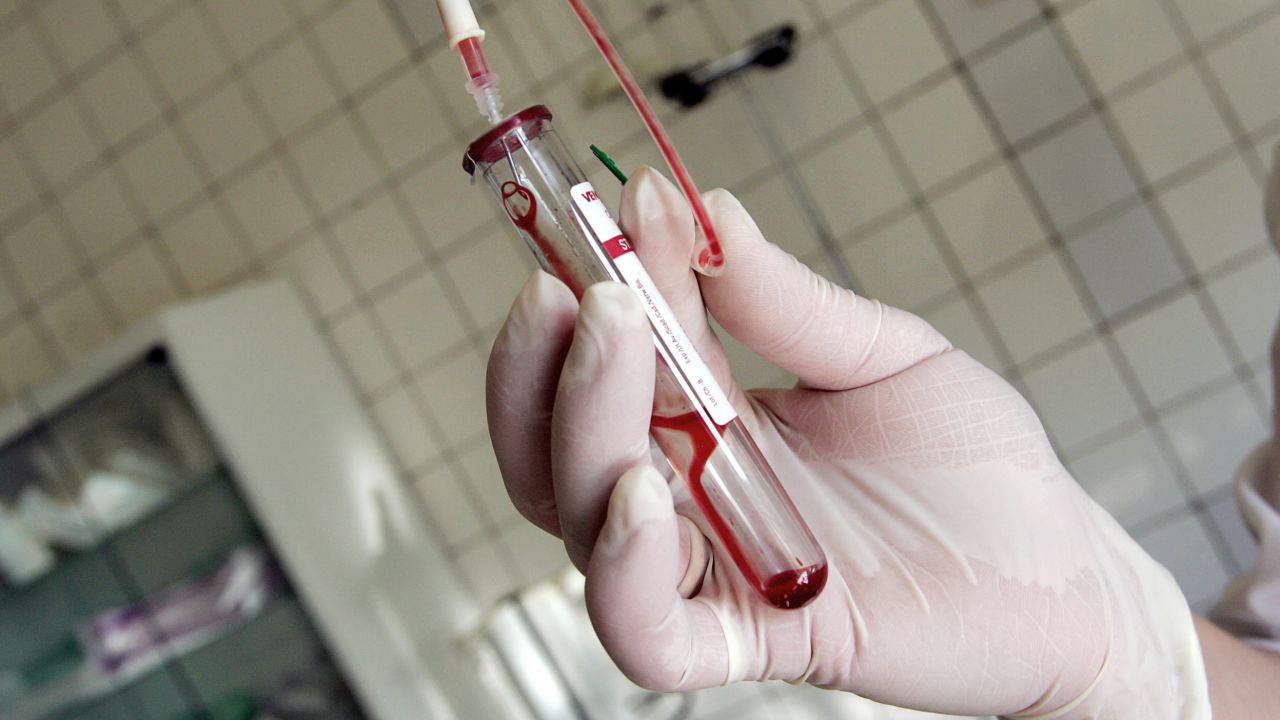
{"left": 570, "top": 181, "right": 738, "bottom": 425}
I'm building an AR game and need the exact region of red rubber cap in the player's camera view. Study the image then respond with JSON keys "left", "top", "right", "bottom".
{"left": 462, "top": 105, "right": 553, "bottom": 176}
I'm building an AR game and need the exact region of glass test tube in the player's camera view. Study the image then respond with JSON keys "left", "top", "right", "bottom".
{"left": 463, "top": 106, "right": 827, "bottom": 609}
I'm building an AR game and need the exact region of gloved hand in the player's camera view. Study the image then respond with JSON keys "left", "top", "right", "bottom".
{"left": 487, "top": 167, "right": 1210, "bottom": 719}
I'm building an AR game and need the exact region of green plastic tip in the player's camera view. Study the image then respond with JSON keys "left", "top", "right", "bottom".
{"left": 590, "top": 144, "right": 628, "bottom": 185}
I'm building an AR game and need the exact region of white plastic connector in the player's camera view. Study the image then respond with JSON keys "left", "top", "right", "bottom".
{"left": 466, "top": 74, "right": 504, "bottom": 124}
{"left": 435, "top": 0, "right": 485, "bottom": 47}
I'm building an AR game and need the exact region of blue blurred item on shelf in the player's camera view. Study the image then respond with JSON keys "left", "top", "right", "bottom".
{"left": 79, "top": 546, "right": 282, "bottom": 676}
{"left": 15, "top": 472, "right": 171, "bottom": 550}
{"left": 0, "top": 503, "right": 55, "bottom": 585}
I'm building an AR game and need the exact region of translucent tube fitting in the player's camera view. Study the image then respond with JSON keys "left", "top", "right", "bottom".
{"left": 466, "top": 74, "right": 504, "bottom": 125}
{"left": 462, "top": 106, "right": 828, "bottom": 609}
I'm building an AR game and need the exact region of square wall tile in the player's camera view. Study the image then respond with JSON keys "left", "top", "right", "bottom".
{"left": 931, "top": 0, "right": 1041, "bottom": 57}
{"left": 1113, "top": 292, "right": 1236, "bottom": 408}
{"left": 311, "top": 0, "right": 406, "bottom": 94}
{"left": 1206, "top": 494, "right": 1258, "bottom": 573}
{"left": 457, "top": 538, "right": 520, "bottom": 608}
{"left": 0, "top": 19, "right": 60, "bottom": 112}
{"left": 703, "top": 0, "right": 818, "bottom": 50}
{"left": 204, "top": 0, "right": 293, "bottom": 62}
{"left": 1167, "top": 0, "right": 1275, "bottom": 42}
{"left": 262, "top": 235, "right": 356, "bottom": 317}
{"left": 96, "top": 241, "right": 179, "bottom": 323}
{"left": 1205, "top": 252, "right": 1280, "bottom": 365}
{"left": 0, "top": 139, "right": 37, "bottom": 224}
{"left": 4, "top": 211, "right": 79, "bottom": 301}
{"left": 667, "top": 91, "right": 774, "bottom": 192}
{"left": 932, "top": 160, "right": 1046, "bottom": 277}
{"left": 184, "top": 82, "right": 271, "bottom": 180}
{"left": 163, "top": 204, "right": 250, "bottom": 292}
{"left": 1023, "top": 337, "right": 1141, "bottom": 451}
{"left": 357, "top": 67, "right": 449, "bottom": 171}
{"left": 1207, "top": 14, "right": 1280, "bottom": 134}
{"left": 224, "top": 159, "right": 312, "bottom": 257}
{"left": 493, "top": 0, "right": 562, "bottom": 86}
{"left": 0, "top": 322, "right": 59, "bottom": 393}
{"left": 919, "top": 296, "right": 1004, "bottom": 373}
{"left": 332, "top": 194, "right": 423, "bottom": 294}
{"left": 1159, "top": 156, "right": 1269, "bottom": 275}
{"left": 1061, "top": 0, "right": 1184, "bottom": 95}
{"left": 834, "top": 0, "right": 949, "bottom": 105}
{"left": 1065, "top": 204, "right": 1185, "bottom": 318}
{"left": 38, "top": 0, "right": 118, "bottom": 72}
{"left": 20, "top": 97, "right": 99, "bottom": 186}
{"left": 328, "top": 308, "right": 399, "bottom": 396}
{"left": 289, "top": 114, "right": 383, "bottom": 214}
{"left": 414, "top": 465, "right": 485, "bottom": 548}
{"left": 1019, "top": 115, "right": 1139, "bottom": 233}
{"left": 415, "top": 348, "right": 488, "bottom": 448}
{"left": 745, "top": 39, "right": 862, "bottom": 154}
{"left": 0, "top": 271, "right": 19, "bottom": 327}
{"left": 970, "top": 26, "right": 1090, "bottom": 143}
{"left": 1069, "top": 427, "right": 1186, "bottom": 530}
{"left": 370, "top": 386, "right": 438, "bottom": 471}
{"left": 446, "top": 228, "right": 534, "bottom": 333}
{"left": 119, "top": 125, "right": 205, "bottom": 221}
{"left": 734, "top": 172, "right": 822, "bottom": 261}
{"left": 500, "top": 521, "right": 569, "bottom": 586}
{"left": 1162, "top": 383, "right": 1268, "bottom": 495}
{"left": 1109, "top": 65, "right": 1234, "bottom": 185}
{"left": 1135, "top": 512, "right": 1231, "bottom": 607}
{"left": 978, "top": 250, "right": 1094, "bottom": 364}
{"left": 114, "top": 0, "right": 179, "bottom": 27}
{"left": 139, "top": 5, "right": 226, "bottom": 104}
{"left": 372, "top": 270, "right": 469, "bottom": 370}
{"left": 79, "top": 52, "right": 163, "bottom": 147}
{"left": 61, "top": 168, "right": 141, "bottom": 260}
{"left": 401, "top": 149, "right": 504, "bottom": 250}
{"left": 247, "top": 36, "right": 340, "bottom": 137}
{"left": 458, "top": 442, "right": 519, "bottom": 527}
{"left": 841, "top": 212, "right": 957, "bottom": 312}
{"left": 797, "top": 124, "right": 909, "bottom": 237}
{"left": 39, "top": 284, "right": 116, "bottom": 362}
{"left": 885, "top": 76, "right": 999, "bottom": 191}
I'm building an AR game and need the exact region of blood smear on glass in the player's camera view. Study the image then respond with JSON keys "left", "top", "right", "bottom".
{"left": 650, "top": 410, "right": 827, "bottom": 609}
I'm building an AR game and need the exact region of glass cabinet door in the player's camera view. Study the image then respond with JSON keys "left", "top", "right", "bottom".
{"left": 0, "top": 351, "right": 365, "bottom": 720}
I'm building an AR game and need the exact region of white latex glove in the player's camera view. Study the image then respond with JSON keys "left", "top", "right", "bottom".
{"left": 487, "top": 168, "right": 1209, "bottom": 719}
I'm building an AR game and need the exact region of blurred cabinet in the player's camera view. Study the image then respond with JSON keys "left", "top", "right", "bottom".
{"left": 0, "top": 282, "right": 493, "bottom": 720}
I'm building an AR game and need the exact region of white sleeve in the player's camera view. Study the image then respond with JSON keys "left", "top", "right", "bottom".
{"left": 1209, "top": 442, "right": 1280, "bottom": 652}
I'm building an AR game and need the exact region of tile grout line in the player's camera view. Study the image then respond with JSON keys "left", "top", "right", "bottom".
{"left": 811, "top": 0, "right": 1026, "bottom": 385}
{"left": 684, "top": 1, "right": 857, "bottom": 291}
{"left": 34, "top": 2, "right": 190, "bottom": 322}
{"left": 279, "top": 0, "right": 512, "bottom": 552}
{"left": 1151, "top": 0, "right": 1272, "bottom": 183}
{"left": 1036, "top": 0, "right": 1251, "bottom": 572}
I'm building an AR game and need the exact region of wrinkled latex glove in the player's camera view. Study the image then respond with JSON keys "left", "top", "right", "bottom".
{"left": 487, "top": 167, "right": 1209, "bottom": 719}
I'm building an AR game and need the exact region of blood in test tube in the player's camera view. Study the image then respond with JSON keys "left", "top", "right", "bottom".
{"left": 463, "top": 107, "right": 828, "bottom": 610}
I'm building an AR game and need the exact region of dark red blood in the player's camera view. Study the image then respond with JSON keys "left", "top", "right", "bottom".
{"left": 762, "top": 563, "right": 828, "bottom": 610}
{"left": 696, "top": 247, "right": 711, "bottom": 269}
{"left": 500, "top": 181, "right": 583, "bottom": 298}
{"left": 457, "top": 37, "right": 490, "bottom": 80}
{"left": 650, "top": 411, "right": 827, "bottom": 609}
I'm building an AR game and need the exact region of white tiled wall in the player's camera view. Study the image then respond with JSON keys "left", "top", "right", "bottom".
{"left": 1, "top": 0, "right": 1277, "bottom": 717}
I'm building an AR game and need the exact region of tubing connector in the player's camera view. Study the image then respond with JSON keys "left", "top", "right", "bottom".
{"left": 466, "top": 74, "right": 504, "bottom": 124}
